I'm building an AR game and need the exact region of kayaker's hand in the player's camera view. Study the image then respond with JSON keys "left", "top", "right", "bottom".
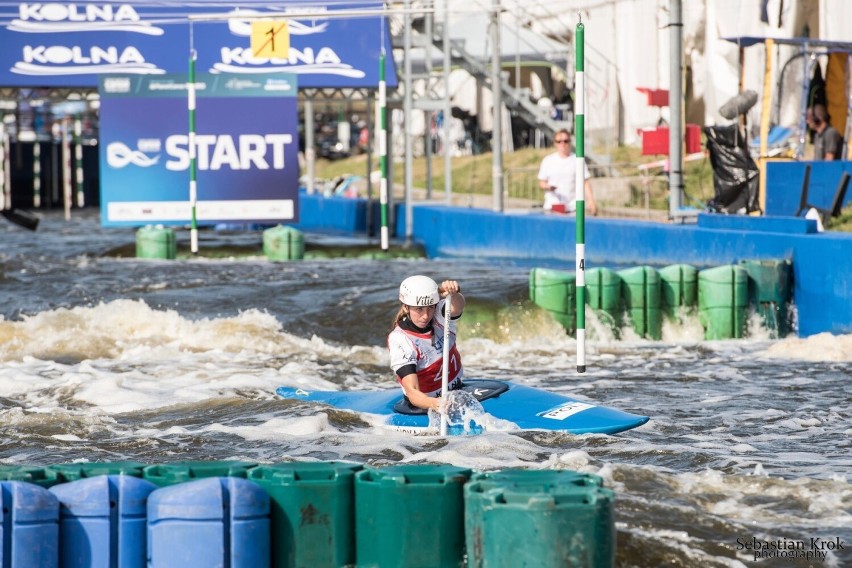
{"left": 439, "top": 280, "right": 461, "bottom": 296}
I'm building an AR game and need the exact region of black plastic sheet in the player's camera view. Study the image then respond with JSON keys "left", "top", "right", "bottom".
{"left": 704, "top": 125, "right": 761, "bottom": 214}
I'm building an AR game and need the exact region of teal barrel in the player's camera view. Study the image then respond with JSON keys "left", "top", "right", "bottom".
{"left": 618, "top": 266, "right": 662, "bottom": 339}
{"left": 263, "top": 225, "right": 304, "bottom": 261}
{"left": 354, "top": 464, "right": 471, "bottom": 568}
{"left": 0, "top": 465, "right": 62, "bottom": 488}
{"left": 135, "top": 225, "right": 176, "bottom": 260}
{"left": 739, "top": 259, "right": 793, "bottom": 337}
{"left": 464, "top": 480, "right": 615, "bottom": 568}
{"left": 142, "top": 460, "right": 257, "bottom": 488}
{"left": 698, "top": 265, "right": 749, "bottom": 339}
{"left": 469, "top": 468, "right": 604, "bottom": 489}
{"left": 659, "top": 264, "right": 698, "bottom": 317}
{"left": 46, "top": 461, "right": 147, "bottom": 482}
{"left": 585, "top": 267, "right": 622, "bottom": 333}
{"left": 529, "top": 268, "right": 576, "bottom": 333}
{"left": 247, "top": 461, "right": 362, "bottom": 568}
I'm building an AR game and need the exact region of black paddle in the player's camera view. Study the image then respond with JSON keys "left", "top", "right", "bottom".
{"left": 1, "top": 208, "right": 40, "bottom": 231}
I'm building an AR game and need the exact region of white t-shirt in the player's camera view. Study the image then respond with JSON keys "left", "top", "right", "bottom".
{"left": 537, "top": 152, "right": 591, "bottom": 211}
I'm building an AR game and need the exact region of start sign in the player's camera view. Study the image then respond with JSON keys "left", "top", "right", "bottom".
{"left": 98, "top": 72, "right": 300, "bottom": 227}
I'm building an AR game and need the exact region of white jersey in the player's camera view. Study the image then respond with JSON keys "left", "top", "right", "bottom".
{"left": 537, "top": 151, "right": 591, "bottom": 212}
{"left": 388, "top": 298, "right": 463, "bottom": 396}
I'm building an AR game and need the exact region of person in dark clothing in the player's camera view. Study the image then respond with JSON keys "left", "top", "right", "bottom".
{"left": 807, "top": 104, "right": 844, "bottom": 160}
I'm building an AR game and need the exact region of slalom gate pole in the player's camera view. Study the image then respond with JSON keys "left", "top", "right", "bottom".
{"left": 378, "top": 48, "right": 389, "bottom": 250}
{"left": 33, "top": 138, "right": 41, "bottom": 208}
{"left": 74, "top": 116, "right": 84, "bottom": 208}
{"left": 188, "top": 45, "right": 199, "bottom": 254}
{"left": 575, "top": 17, "right": 587, "bottom": 374}
{"left": 62, "top": 118, "right": 72, "bottom": 220}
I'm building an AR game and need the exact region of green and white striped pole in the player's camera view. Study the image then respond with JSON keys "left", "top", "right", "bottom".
{"left": 188, "top": 48, "right": 199, "bottom": 254}
{"left": 33, "top": 138, "right": 41, "bottom": 208}
{"left": 575, "top": 18, "right": 587, "bottom": 374}
{"left": 74, "top": 116, "right": 84, "bottom": 208}
{"left": 378, "top": 49, "right": 389, "bottom": 250}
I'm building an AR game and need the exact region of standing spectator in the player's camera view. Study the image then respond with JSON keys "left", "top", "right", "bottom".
{"left": 537, "top": 129, "right": 598, "bottom": 215}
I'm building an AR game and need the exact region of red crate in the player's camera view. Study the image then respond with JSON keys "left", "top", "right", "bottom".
{"left": 636, "top": 87, "right": 669, "bottom": 107}
{"left": 639, "top": 124, "right": 702, "bottom": 155}
{"left": 685, "top": 123, "right": 701, "bottom": 154}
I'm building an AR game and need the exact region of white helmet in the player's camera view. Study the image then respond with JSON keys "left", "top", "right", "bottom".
{"left": 399, "top": 275, "right": 439, "bottom": 307}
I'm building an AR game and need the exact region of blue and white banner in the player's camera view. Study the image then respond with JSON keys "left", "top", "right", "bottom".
{"left": 99, "top": 73, "right": 300, "bottom": 227}
{"left": 0, "top": 1, "right": 397, "bottom": 88}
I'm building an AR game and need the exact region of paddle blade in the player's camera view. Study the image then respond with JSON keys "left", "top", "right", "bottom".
{"left": 429, "top": 390, "right": 486, "bottom": 436}
{"left": 1, "top": 208, "right": 39, "bottom": 231}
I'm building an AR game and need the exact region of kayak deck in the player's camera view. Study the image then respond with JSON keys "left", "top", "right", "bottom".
{"left": 276, "top": 379, "right": 649, "bottom": 435}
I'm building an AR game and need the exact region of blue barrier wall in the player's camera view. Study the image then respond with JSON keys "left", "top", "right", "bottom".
{"left": 766, "top": 160, "right": 852, "bottom": 216}
{"left": 289, "top": 193, "right": 852, "bottom": 337}
{"left": 407, "top": 206, "right": 852, "bottom": 337}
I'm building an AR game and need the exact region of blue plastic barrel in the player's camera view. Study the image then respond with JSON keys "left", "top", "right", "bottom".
{"left": 0, "top": 481, "right": 59, "bottom": 567}
{"left": 147, "top": 477, "right": 270, "bottom": 568}
{"left": 49, "top": 475, "right": 158, "bottom": 568}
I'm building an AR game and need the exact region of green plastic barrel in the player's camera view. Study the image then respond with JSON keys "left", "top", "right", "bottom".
{"left": 47, "top": 461, "right": 147, "bottom": 481}
{"left": 355, "top": 464, "right": 471, "bottom": 568}
{"left": 465, "top": 481, "right": 615, "bottom": 568}
{"left": 659, "top": 264, "right": 698, "bottom": 317}
{"left": 247, "top": 461, "right": 362, "bottom": 568}
{"left": 618, "top": 266, "right": 662, "bottom": 339}
{"left": 529, "top": 268, "right": 576, "bottom": 333}
{"left": 136, "top": 225, "right": 176, "bottom": 259}
{"left": 739, "top": 259, "right": 793, "bottom": 338}
{"left": 585, "top": 267, "right": 622, "bottom": 333}
{"left": 698, "top": 265, "right": 749, "bottom": 339}
{"left": 358, "top": 251, "right": 393, "bottom": 260}
{"left": 0, "top": 465, "right": 61, "bottom": 488}
{"left": 142, "top": 460, "right": 257, "bottom": 487}
{"left": 470, "top": 468, "right": 603, "bottom": 489}
{"left": 264, "top": 225, "right": 304, "bottom": 261}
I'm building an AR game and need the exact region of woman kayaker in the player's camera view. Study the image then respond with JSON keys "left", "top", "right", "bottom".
{"left": 388, "top": 275, "right": 465, "bottom": 411}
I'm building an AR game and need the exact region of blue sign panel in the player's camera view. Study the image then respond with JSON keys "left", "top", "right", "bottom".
{"left": 0, "top": 2, "right": 397, "bottom": 88}
{"left": 99, "top": 73, "right": 300, "bottom": 227}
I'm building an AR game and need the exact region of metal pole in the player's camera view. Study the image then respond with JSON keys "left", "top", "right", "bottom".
{"left": 490, "top": 0, "right": 503, "bottom": 212}
{"left": 425, "top": 2, "right": 433, "bottom": 200}
{"left": 668, "top": 0, "right": 684, "bottom": 217}
{"left": 379, "top": 51, "right": 390, "bottom": 250}
{"left": 443, "top": 0, "right": 452, "bottom": 205}
{"left": 305, "top": 96, "right": 315, "bottom": 194}
{"left": 0, "top": 120, "right": 6, "bottom": 210}
{"left": 404, "top": 0, "right": 414, "bottom": 242}
{"left": 575, "top": 17, "right": 587, "bottom": 374}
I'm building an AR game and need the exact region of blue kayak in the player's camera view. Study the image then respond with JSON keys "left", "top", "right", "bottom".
{"left": 276, "top": 379, "right": 649, "bottom": 435}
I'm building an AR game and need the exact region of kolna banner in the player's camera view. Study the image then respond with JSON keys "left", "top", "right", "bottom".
{"left": 0, "top": 1, "right": 398, "bottom": 88}
{"left": 99, "top": 72, "right": 300, "bottom": 227}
